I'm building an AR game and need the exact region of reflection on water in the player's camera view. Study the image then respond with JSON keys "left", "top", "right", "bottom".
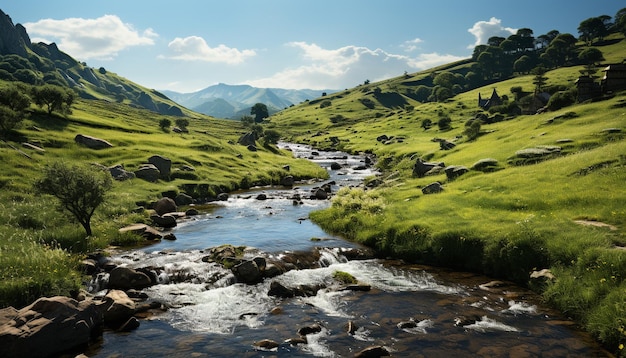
{"left": 89, "top": 144, "right": 609, "bottom": 357}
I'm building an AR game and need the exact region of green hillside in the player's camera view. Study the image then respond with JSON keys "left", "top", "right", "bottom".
{"left": 267, "top": 34, "right": 626, "bottom": 353}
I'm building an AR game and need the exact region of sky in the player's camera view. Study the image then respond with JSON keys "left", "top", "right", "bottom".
{"left": 1, "top": 1, "right": 624, "bottom": 93}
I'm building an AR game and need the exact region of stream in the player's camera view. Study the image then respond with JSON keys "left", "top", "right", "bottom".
{"left": 86, "top": 143, "right": 609, "bottom": 357}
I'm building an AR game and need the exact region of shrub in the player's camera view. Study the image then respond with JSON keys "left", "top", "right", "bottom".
{"left": 319, "top": 100, "right": 332, "bottom": 108}
{"left": 159, "top": 118, "right": 171, "bottom": 131}
{"left": 547, "top": 89, "right": 577, "bottom": 111}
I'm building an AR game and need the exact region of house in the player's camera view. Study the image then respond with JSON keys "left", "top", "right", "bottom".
{"left": 478, "top": 88, "right": 501, "bottom": 110}
{"left": 576, "top": 61, "right": 626, "bottom": 102}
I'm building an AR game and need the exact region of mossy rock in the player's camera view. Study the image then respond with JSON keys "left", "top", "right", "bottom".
{"left": 471, "top": 158, "right": 501, "bottom": 172}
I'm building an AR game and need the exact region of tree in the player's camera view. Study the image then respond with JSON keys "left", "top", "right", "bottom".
{"left": 31, "top": 84, "right": 74, "bottom": 115}
{"left": 159, "top": 118, "right": 171, "bottom": 131}
{"left": 616, "top": 8, "right": 626, "bottom": 36}
{"left": 531, "top": 66, "right": 548, "bottom": 93}
{"left": 175, "top": 118, "right": 190, "bottom": 131}
{"left": 263, "top": 129, "right": 281, "bottom": 146}
{"left": 34, "top": 161, "right": 112, "bottom": 236}
{"left": 251, "top": 103, "right": 269, "bottom": 122}
{"left": 464, "top": 119, "right": 481, "bottom": 141}
{"left": 578, "top": 47, "right": 605, "bottom": 77}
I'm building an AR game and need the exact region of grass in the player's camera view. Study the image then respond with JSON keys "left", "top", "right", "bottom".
{"left": 274, "top": 36, "right": 626, "bottom": 353}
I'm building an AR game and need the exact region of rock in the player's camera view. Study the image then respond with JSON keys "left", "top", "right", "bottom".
{"left": 413, "top": 159, "right": 444, "bottom": 177}
{"left": 148, "top": 155, "right": 171, "bottom": 180}
{"left": 256, "top": 193, "right": 268, "bottom": 200}
{"left": 174, "top": 193, "right": 193, "bottom": 206}
{"left": 74, "top": 134, "right": 113, "bottom": 149}
{"left": 354, "top": 345, "right": 390, "bottom": 357}
{"left": 421, "top": 182, "right": 443, "bottom": 194}
{"left": 313, "top": 188, "right": 328, "bottom": 200}
{"left": 530, "top": 268, "right": 555, "bottom": 280}
{"left": 80, "top": 258, "right": 98, "bottom": 275}
{"left": 238, "top": 132, "right": 257, "bottom": 146}
{"left": 217, "top": 193, "right": 229, "bottom": 201}
{"left": 254, "top": 339, "right": 279, "bottom": 350}
{"left": 0, "top": 296, "right": 102, "bottom": 358}
{"left": 346, "top": 320, "right": 358, "bottom": 335}
{"left": 134, "top": 164, "right": 160, "bottom": 182}
{"left": 232, "top": 260, "right": 262, "bottom": 284}
{"left": 444, "top": 165, "right": 469, "bottom": 180}
{"left": 117, "top": 317, "right": 140, "bottom": 332}
{"left": 108, "top": 266, "right": 153, "bottom": 290}
{"left": 163, "top": 233, "right": 177, "bottom": 241}
{"left": 109, "top": 164, "right": 135, "bottom": 181}
{"left": 298, "top": 323, "right": 322, "bottom": 336}
{"left": 154, "top": 197, "right": 177, "bottom": 216}
{"left": 118, "top": 223, "right": 163, "bottom": 240}
{"left": 281, "top": 175, "right": 295, "bottom": 187}
{"left": 268, "top": 281, "right": 295, "bottom": 298}
{"left": 185, "top": 208, "right": 199, "bottom": 216}
{"left": 330, "top": 162, "right": 342, "bottom": 170}
{"left": 101, "top": 290, "right": 135, "bottom": 324}
{"left": 471, "top": 158, "right": 500, "bottom": 172}
{"left": 247, "top": 145, "right": 257, "bottom": 152}
{"left": 150, "top": 214, "right": 177, "bottom": 228}
{"left": 376, "top": 134, "right": 389, "bottom": 142}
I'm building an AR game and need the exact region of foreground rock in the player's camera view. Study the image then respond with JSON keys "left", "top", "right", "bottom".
{"left": 0, "top": 296, "right": 102, "bottom": 358}
{"left": 74, "top": 134, "right": 113, "bottom": 149}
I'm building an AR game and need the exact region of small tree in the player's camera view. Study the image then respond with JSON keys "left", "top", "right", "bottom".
{"left": 175, "top": 118, "right": 190, "bottom": 131}
{"left": 31, "top": 84, "right": 74, "bottom": 115}
{"left": 159, "top": 118, "right": 171, "bottom": 131}
{"left": 263, "top": 129, "right": 281, "bottom": 146}
{"left": 251, "top": 103, "right": 269, "bottom": 123}
{"left": 34, "top": 162, "right": 112, "bottom": 237}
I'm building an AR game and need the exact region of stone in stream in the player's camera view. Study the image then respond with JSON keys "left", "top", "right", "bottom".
{"left": 354, "top": 345, "right": 390, "bottom": 357}
{"left": 297, "top": 323, "right": 322, "bottom": 336}
{"left": 254, "top": 339, "right": 280, "bottom": 350}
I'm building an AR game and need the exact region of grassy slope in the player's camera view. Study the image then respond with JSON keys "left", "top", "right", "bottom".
{"left": 0, "top": 94, "right": 327, "bottom": 308}
{"left": 269, "top": 36, "right": 626, "bottom": 352}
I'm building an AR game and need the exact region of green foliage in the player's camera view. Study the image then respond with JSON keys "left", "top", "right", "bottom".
{"left": 251, "top": 103, "right": 269, "bottom": 122}
{"left": 547, "top": 88, "right": 577, "bottom": 111}
{"left": 34, "top": 161, "right": 113, "bottom": 236}
{"left": 437, "top": 116, "right": 451, "bottom": 130}
{"left": 159, "top": 118, "right": 171, "bottom": 131}
{"left": 31, "top": 84, "right": 74, "bottom": 115}
{"left": 464, "top": 119, "right": 481, "bottom": 140}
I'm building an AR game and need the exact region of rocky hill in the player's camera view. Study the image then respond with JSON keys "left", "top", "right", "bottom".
{"left": 0, "top": 8, "right": 186, "bottom": 117}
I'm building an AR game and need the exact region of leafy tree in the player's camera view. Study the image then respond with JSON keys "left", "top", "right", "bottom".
{"left": 175, "top": 118, "right": 190, "bottom": 130}
{"left": 616, "top": 8, "right": 626, "bottom": 36}
{"left": 159, "top": 118, "right": 171, "bottom": 131}
{"left": 578, "top": 47, "right": 605, "bottom": 77}
{"left": 513, "top": 55, "right": 535, "bottom": 74}
{"left": 251, "top": 103, "right": 269, "bottom": 122}
{"left": 0, "top": 106, "right": 21, "bottom": 134}
{"left": 464, "top": 119, "right": 481, "bottom": 141}
{"left": 437, "top": 116, "right": 452, "bottom": 131}
{"left": 31, "top": 84, "right": 74, "bottom": 115}
{"left": 0, "top": 84, "right": 31, "bottom": 112}
{"left": 34, "top": 161, "right": 112, "bottom": 236}
{"left": 263, "top": 129, "right": 281, "bottom": 146}
{"left": 433, "top": 71, "right": 457, "bottom": 88}
{"left": 578, "top": 16, "right": 609, "bottom": 45}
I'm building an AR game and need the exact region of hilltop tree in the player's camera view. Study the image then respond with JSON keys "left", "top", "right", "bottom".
{"left": 31, "top": 84, "right": 74, "bottom": 115}
{"left": 34, "top": 161, "right": 112, "bottom": 237}
{"left": 251, "top": 103, "right": 269, "bottom": 122}
{"left": 578, "top": 16, "right": 610, "bottom": 45}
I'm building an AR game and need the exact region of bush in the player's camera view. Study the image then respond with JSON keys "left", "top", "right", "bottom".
{"left": 159, "top": 118, "right": 171, "bottom": 131}
{"left": 437, "top": 116, "right": 451, "bottom": 130}
{"left": 547, "top": 89, "right": 577, "bottom": 111}
{"left": 319, "top": 100, "right": 332, "bottom": 108}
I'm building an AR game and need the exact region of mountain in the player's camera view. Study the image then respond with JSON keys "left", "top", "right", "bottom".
{"left": 0, "top": 9, "right": 186, "bottom": 116}
{"left": 162, "top": 83, "right": 336, "bottom": 119}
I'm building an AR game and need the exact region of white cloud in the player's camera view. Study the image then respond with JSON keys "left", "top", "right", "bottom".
{"left": 401, "top": 38, "right": 424, "bottom": 52}
{"left": 246, "top": 42, "right": 466, "bottom": 90}
{"left": 24, "top": 15, "right": 157, "bottom": 60}
{"left": 159, "top": 36, "right": 256, "bottom": 64}
{"left": 467, "top": 17, "right": 516, "bottom": 49}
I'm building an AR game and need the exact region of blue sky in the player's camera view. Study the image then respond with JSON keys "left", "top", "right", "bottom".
{"left": 1, "top": 1, "right": 624, "bottom": 92}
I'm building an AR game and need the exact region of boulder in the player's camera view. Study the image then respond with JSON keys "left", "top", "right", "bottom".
{"left": 150, "top": 214, "right": 177, "bottom": 228}
{"left": 444, "top": 165, "right": 469, "bottom": 180}
{"left": 118, "top": 223, "right": 163, "bottom": 240}
{"left": 109, "top": 164, "right": 135, "bottom": 181}
{"left": 330, "top": 162, "right": 342, "bottom": 170}
{"left": 108, "top": 266, "right": 153, "bottom": 290}
{"left": 154, "top": 197, "right": 177, "bottom": 216}
{"left": 422, "top": 182, "right": 443, "bottom": 194}
{"left": 148, "top": 155, "right": 171, "bottom": 179}
{"left": 0, "top": 296, "right": 102, "bottom": 358}
{"left": 298, "top": 323, "right": 322, "bottom": 336}
{"left": 134, "top": 164, "right": 160, "bottom": 182}
{"left": 232, "top": 259, "right": 262, "bottom": 284}
{"left": 101, "top": 289, "right": 135, "bottom": 324}
{"left": 74, "top": 134, "right": 113, "bottom": 149}
{"left": 280, "top": 175, "right": 295, "bottom": 187}
{"left": 175, "top": 193, "right": 193, "bottom": 206}
{"left": 471, "top": 158, "right": 500, "bottom": 172}
{"left": 238, "top": 132, "right": 257, "bottom": 147}
{"left": 313, "top": 188, "right": 328, "bottom": 200}
{"left": 413, "top": 159, "right": 444, "bottom": 177}
{"left": 217, "top": 193, "right": 229, "bottom": 201}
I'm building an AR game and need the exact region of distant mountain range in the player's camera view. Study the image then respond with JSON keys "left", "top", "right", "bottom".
{"left": 162, "top": 84, "right": 337, "bottom": 119}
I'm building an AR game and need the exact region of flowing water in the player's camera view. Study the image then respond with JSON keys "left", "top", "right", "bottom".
{"left": 86, "top": 144, "right": 609, "bottom": 357}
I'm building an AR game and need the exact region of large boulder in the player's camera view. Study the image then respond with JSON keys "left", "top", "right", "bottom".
{"left": 422, "top": 182, "right": 444, "bottom": 194}
{"left": 413, "top": 159, "right": 444, "bottom": 177}
{"left": 232, "top": 259, "right": 262, "bottom": 284}
{"left": 109, "top": 164, "right": 135, "bottom": 181}
{"left": 153, "top": 197, "right": 177, "bottom": 216}
{"left": 150, "top": 214, "right": 177, "bottom": 228}
{"left": 0, "top": 296, "right": 102, "bottom": 358}
{"left": 134, "top": 164, "right": 160, "bottom": 182}
{"left": 444, "top": 165, "right": 469, "bottom": 180}
{"left": 100, "top": 290, "right": 135, "bottom": 324}
{"left": 238, "top": 132, "right": 257, "bottom": 147}
{"left": 74, "top": 134, "right": 113, "bottom": 149}
{"left": 148, "top": 155, "right": 171, "bottom": 180}
{"left": 108, "top": 266, "right": 153, "bottom": 290}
